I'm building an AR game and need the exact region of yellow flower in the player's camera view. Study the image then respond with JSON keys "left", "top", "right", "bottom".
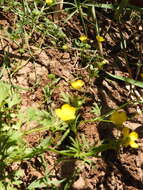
{"left": 122, "top": 127, "right": 139, "bottom": 148}
{"left": 79, "top": 35, "right": 88, "bottom": 42}
{"left": 96, "top": 35, "right": 105, "bottom": 42}
{"left": 71, "top": 80, "right": 84, "bottom": 89}
{"left": 55, "top": 104, "right": 76, "bottom": 121}
{"left": 140, "top": 73, "right": 143, "bottom": 78}
{"left": 62, "top": 44, "right": 69, "bottom": 50}
{"left": 110, "top": 111, "right": 127, "bottom": 126}
{"left": 46, "top": 0, "right": 53, "bottom": 5}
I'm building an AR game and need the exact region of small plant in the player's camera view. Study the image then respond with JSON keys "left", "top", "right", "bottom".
{"left": 43, "top": 74, "right": 60, "bottom": 104}
{"left": 91, "top": 102, "right": 102, "bottom": 117}
{"left": 109, "top": 110, "right": 139, "bottom": 149}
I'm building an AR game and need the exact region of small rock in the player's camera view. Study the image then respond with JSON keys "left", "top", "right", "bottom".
{"left": 72, "top": 176, "right": 88, "bottom": 190}
{"left": 62, "top": 53, "right": 70, "bottom": 59}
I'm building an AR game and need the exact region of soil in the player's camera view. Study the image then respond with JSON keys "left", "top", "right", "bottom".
{"left": 0, "top": 2, "right": 143, "bottom": 190}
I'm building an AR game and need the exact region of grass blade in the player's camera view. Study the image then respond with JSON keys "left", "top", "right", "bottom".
{"left": 106, "top": 72, "right": 143, "bottom": 88}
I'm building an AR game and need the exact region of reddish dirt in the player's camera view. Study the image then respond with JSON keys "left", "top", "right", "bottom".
{"left": 0, "top": 5, "right": 143, "bottom": 190}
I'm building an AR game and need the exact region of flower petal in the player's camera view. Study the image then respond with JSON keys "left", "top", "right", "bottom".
{"left": 55, "top": 108, "right": 62, "bottom": 118}
{"left": 79, "top": 35, "right": 88, "bottom": 42}
{"left": 129, "top": 140, "right": 139, "bottom": 148}
{"left": 129, "top": 132, "right": 138, "bottom": 141}
{"left": 55, "top": 104, "right": 76, "bottom": 121}
{"left": 71, "top": 80, "right": 84, "bottom": 89}
{"left": 96, "top": 35, "right": 105, "bottom": 42}
{"left": 110, "top": 111, "right": 127, "bottom": 126}
{"left": 46, "top": 0, "right": 53, "bottom": 5}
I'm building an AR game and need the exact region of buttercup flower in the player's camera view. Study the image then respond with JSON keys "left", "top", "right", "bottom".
{"left": 55, "top": 104, "right": 76, "bottom": 121}
{"left": 71, "top": 80, "right": 84, "bottom": 89}
{"left": 110, "top": 111, "right": 127, "bottom": 126}
{"left": 79, "top": 35, "right": 88, "bottom": 42}
{"left": 96, "top": 35, "right": 105, "bottom": 42}
{"left": 46, "top": 0, "right": 53, "bottom": 5}
{"left": 122, "top": 127, "right": 139, "bottom": 148}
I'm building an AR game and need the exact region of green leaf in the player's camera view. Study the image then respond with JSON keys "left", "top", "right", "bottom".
{"left": 28, "top": 178, "right": 47, "bottom": 189}
{"left": 86, "top": 3, "right": 115, "bottom": 9}
{"left": 0, "top": 181, "right": 5, "bottom": 189}
{"left": 0, "top": 82, "right": 11, "bottom": 105}
{"left": 115, "top": 0, "right": 129, "bottom": 19}
{"left": 7, "top": 93, "right": 21, "bottom": 108}
{"left": 28, "top": 177, "right": 64, "bottom": 189}
{"left": 7, "top": 185, "right": 17, "bottom": 190}
{"left": 23, "top": 137, "right": 51, "bottom": 159}
{"left": 106, "top": 72, "right": 143, "bottom": 88}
